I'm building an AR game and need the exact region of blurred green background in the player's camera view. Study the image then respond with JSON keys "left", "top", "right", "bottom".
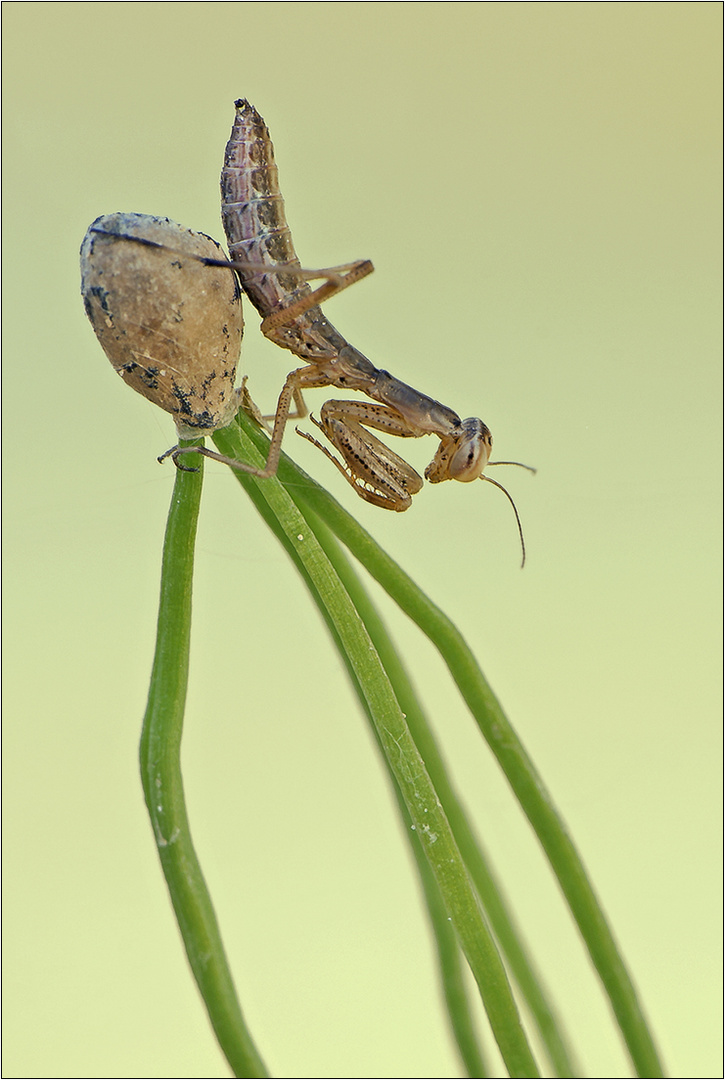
{"left": 2, "top": 3, "right": 720, "bottom": 1077}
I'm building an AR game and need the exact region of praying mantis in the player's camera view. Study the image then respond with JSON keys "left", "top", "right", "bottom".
{"left": 178, "top": 100, "right": 533, "bottom": 551}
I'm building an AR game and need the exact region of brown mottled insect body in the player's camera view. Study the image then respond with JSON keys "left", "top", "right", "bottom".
{"left": 217, "top": 102, "right": 496, "bottom": 485}
{"left": 80, "top": 213, "right": 243, "bottom": 435}
{"left": 215, "top": 99, "right": 532, "bottom": 558}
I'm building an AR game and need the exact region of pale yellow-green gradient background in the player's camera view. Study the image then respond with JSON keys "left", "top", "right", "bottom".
{"left": 3, "top": 3, "right": 721, "bottom": 1078}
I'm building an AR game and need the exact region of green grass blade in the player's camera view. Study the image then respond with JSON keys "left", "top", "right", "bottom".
{"left": 300, "top": 511, "right": 493, "bottom": 1079}
{"left": 139, "top": 441, "right": 269, "bottom": 1079}
{"left": 302, "top": 506, "right": 575, "bottom": 1079}
{"left": 223, "top": 475, "right": 492, "bottom": 1077}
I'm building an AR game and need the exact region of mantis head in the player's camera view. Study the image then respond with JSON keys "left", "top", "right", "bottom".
{"left": 424, "top": 418, "right": 493, "bottom": 483}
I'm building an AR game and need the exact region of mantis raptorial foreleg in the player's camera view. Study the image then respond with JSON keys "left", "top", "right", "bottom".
{"left": 296, "top": 399, "right": 426, "bottom": 511}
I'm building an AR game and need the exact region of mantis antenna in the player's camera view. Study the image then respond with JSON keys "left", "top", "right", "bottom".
{"left": 484, "top": 461, "right": 537, "bottom": 569}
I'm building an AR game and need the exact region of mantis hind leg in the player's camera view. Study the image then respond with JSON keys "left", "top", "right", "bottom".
{"left": 259, "top": 260, "right": 374, "bottom": 338}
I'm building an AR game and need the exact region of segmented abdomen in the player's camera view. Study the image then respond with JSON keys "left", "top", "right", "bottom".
{"left": 222, "top": 98, "right": 353, "bottom": 362}
{"left": 221, "top": 99, "right": 309, "bottom": 318}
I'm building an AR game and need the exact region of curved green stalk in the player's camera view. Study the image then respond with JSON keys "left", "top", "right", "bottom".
{"left": 220, "top": 453, "right": 491, "bottom": 1077}
{"left": 139, "top": 440, "right": 268, "bottom": 1079}
{"left": 302, "top": 508, "right": 575, "bottom": 1079}
{"left": 301, "top": 512, "right": 493, "bottom": 1079}
{"left": 211, "top": 420, "right": 539, "bottom": 1078}
{"left": 223, "top": 409, "right": 664, "bottom": 1079}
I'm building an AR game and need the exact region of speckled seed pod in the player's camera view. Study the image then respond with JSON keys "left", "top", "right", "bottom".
{"left": 80, "top": 212, "right": 244, "bottom": 435}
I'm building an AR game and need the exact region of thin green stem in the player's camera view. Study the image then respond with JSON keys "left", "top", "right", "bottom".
{"left": 225, "top": 409, "right": 664, "bottom": 1079}
{"left": 242, "top": 470, "right": 573, "bottom": 1076}
{"left": 303, "top": 512, "right": 493, "bottom": 1079}
{"left": 212, "top": 420, "right": 539, "bottom": 1078}
{"left": 139, "top": 440, "right": 268, "bottom": 1079}
{"left": 224, "top": 469, "right": 491, "bottom": 1077}
{"left": 302, "top": 508, "right": 574, "bottom": 1078}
